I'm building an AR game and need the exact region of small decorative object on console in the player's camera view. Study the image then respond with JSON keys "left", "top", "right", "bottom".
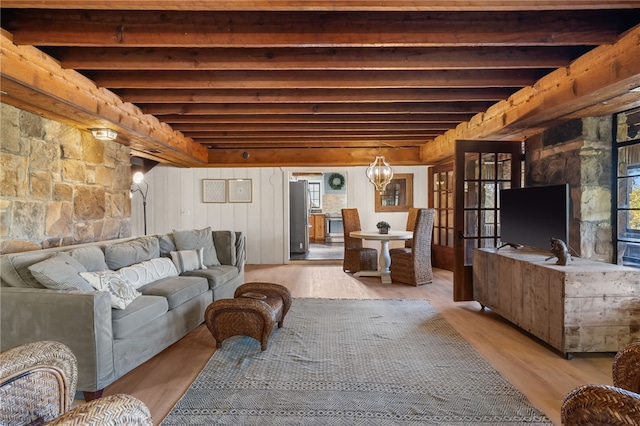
{"left": 376, "top": 221, "right": 391, "bottom": 234}
{"left": 549, "top": 237, "right": 571, "bottom": 265}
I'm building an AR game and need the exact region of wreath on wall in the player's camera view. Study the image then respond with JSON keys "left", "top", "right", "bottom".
{"left": 327, "top": 173, "right": 346, "bottom": 190}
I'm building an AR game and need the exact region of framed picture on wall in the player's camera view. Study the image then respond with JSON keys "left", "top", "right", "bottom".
{"left": 228, "top": 179, "right": 252, "bottom": 203}
{"left": 202, "top": 179, "right": 226, "bottom": 203}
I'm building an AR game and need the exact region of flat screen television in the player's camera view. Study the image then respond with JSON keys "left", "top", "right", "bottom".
{"left": 499, "top": 184, "right": 569, "bottom": 251}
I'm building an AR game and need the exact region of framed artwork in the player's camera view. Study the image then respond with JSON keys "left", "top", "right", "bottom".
{"left": 375, "top": 173, "right": 414, "bottom": 212}
{"left": 228, "top": 179, "right": 253, "bottom": 203}
{"left": 202, "top": 179, "right": 226, "bottom": 203}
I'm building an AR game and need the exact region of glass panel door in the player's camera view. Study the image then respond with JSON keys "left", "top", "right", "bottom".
{"left": 454, "top": 141, "right": 522, "bottom": 301}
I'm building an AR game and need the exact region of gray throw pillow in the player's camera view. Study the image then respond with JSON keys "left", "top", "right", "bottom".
{"left": 69, "top": 246, "right": 108, "bottom": 272}
{"left": 212, "top": 230, "right": 236, "bottom": 266}
{"left": 105, "top": 236, "right": 160, "bottom": 270}
{"left": 28, "top": 253, "right": 94, "bottom": 291}
{"left": 173, "top": 227, "right": 220, "bottom": 266}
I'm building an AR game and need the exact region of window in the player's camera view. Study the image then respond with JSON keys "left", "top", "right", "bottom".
{"left": 615, "top": 107, "right": 640, "bottom": 267}
{"left": 308, "top": 182, "right": 321, "bottom": 209}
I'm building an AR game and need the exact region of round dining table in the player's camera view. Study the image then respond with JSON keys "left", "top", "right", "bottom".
{"left": 349, "top": 230, "right": 413, "bottom": 284}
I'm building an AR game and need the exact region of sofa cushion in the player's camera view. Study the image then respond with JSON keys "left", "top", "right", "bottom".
{"left": 80, "top": 270, "right": 141, "bottom": 310}
{"left": 181, "top": 265, "right": 239, "bottom": 291}
{"left": 69, "top": 246, "right": 108, "bottom": 272}
{"left": 111, "top": 295, "right": 169, "bottom": 338}
{"left": 173, "top": 227, "right": 220, "bottom": 266}
{"left": 170, "top": 248, "right": 206, "bottom": 273}
{"left": 0, "top": 252, "right": 54, "bottom": 288}
{"left": 119, "top": 258, "right": 179, "bottom": 289}
{"left": 27, "top": 253, "right": 93, "bottom": 291}
{"left": 212, "top": 230, "right": 237, "bottom": 266}
{"left": 105, "top": 236, "right": 160, "bottom": 270}
{"left": 138, "top": 276, "right": 209, "bottom": 310}
{"left": 158, "top": 234, "right": 177, "bottom": 257}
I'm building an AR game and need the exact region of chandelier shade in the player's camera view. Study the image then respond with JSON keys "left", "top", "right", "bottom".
{"left": 366, "top": 156, "right": 393, "bottom": 193}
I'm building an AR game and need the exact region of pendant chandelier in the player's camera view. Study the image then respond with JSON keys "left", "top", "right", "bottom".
{"left": 366, "top": 156, "right": 393, "bottom": 193}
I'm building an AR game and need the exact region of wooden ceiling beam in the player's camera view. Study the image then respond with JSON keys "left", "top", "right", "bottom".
{"left": 48, "top": 46, "right": 582, "bottom": 71}
{"left": 117, "top": 88, "right": 516, "bottom": 104}
{"left": 161, "top": 114, "right": 473, "bottom": 124}
{"left": 91, "top": 70, "right": 544, "bottom": 89}
{"left": 190, "top": 130, "right": 435, "bottom": 139}
{"left": 172, "top": 123, "right": 456, "bottom": 132}
{"left": 138, "top": 102, "right": 496, "bottom": 116}
{"left": 5, "top": 10, "right": 631, "bottom": 47}
{"left": 203, "top": 142, "right": 429, "bottom": 149}
{"left": 206, "top": 146, "right": 422, "bottom": 168}
{"left": 0, "top": 31, "right": 208, "bottom": 166}
{"left": 3, "top": 1, "right": 639, "bottom": 11}
{"left": 421, "top": 24, "right": 640, "bottom": 163}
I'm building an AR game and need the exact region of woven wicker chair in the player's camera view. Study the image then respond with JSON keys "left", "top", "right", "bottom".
{"left": 561, "top": 341, "right": 640, "bottom": 425}
{"left": 390, "top": 209, "right": 434, "bottom": 286}
{"left": 342, "top": 208, "right": 378, "bottom": 273}
{"left": 0, "top": 341, "right": 152, "bottom": 426}
{"left": 389, "top": 207, "right": 421, "bottom": 257}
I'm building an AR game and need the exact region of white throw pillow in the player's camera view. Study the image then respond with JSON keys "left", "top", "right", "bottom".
{"left": 170, "top": 248, "right": 206, "bottom": 273}
{"left": 119, "top": 257, "right": 179, "bottom": 289}
{"left": 80, "top": 270, "right": 141, "bottom": 310}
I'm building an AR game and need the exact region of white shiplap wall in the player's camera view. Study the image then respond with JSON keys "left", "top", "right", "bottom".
{"left": 131, "top": 165, "right": 429, "bottom": 264}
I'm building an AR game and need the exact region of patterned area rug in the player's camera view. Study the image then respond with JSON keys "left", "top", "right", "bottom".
{"left": 161, "top": 298, "right": 552, "bottom": 425}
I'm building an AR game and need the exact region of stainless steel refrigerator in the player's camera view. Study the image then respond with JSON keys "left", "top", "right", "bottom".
{"left": 290, "top": 180, "right": 309, "bottom": 254}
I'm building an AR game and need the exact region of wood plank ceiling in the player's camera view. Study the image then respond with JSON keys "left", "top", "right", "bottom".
{"left": 1, "top": 2, "right": 640, "bottom": 167}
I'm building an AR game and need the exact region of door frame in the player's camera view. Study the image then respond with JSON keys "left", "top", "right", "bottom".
{"left": 453, "top": 140, "right": 523, "bottom": 301}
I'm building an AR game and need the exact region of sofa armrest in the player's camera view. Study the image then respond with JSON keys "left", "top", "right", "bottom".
{"left": 0, "top": 287, "right": 115, "bottom": 393}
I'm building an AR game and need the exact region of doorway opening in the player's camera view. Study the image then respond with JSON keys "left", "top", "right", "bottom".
{"left": 288, "top": 171, "right": 347, "bottom": 261}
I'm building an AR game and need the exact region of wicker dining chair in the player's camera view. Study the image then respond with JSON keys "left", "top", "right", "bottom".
{"left": 341, "top": 208, "right": 378, "bottom": 273}
{"left": 561, "top": 341, "right": 640, "bottom": 425}
{"left": 0, "top": 341, "right": 153, "bottom": 426}
{"left": 389, "top": 207, "right": 421, "bottom": 257}
{"left": 390, "top": 209, "right": 435, "bottom": 286}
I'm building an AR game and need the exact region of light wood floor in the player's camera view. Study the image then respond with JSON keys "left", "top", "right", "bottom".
{"left": 103, "top": 262, "right": 614, "bottom": 425}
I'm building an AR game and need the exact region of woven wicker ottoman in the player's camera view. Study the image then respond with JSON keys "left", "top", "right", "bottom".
{"left": 204, "top": 282, "right": 292, "bottom": 351}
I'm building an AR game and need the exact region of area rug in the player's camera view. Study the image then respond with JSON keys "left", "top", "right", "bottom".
{"left": 161, "top": 298, "right": 552, "bottom": 425}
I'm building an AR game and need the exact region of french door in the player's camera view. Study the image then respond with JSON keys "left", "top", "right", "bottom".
{"left": 453, "top": 140, "right": 523, "bottom": 301}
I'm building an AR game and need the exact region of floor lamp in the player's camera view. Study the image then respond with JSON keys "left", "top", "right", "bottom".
{"left": 131, "top": 171, "right": 149, "bottom": 235}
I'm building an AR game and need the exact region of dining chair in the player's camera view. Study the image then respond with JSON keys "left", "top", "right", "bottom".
{"left": 389, "top": 207, "right": 421, "bottom": 257}
{"left": 341, "top": 208, "right": 378, "bottom": 273}
{"left": 390, "top": 208, "right": 435, "bottom": 286}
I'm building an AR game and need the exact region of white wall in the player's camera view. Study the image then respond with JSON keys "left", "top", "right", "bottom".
{"left": 131, "top": 165, "right": 429, "bottom": 264}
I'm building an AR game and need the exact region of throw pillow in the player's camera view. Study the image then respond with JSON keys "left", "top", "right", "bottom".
{"left": 170, "top": 248, "right": 206, "bottom": 273}
{"left": 173, "top": 227, "right": 220, "bottom": 267}
{"left": 119, "top": 257, "right": 179, "bottom": 289}
{"left": 80, "top": 270, "right": 141, "bottom": 310}
{"left": 28, "top": 253, "right": 94, "bottom": 291}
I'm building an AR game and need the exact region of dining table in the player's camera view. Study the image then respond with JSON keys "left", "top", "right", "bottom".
{"left": 349, "top": 230, "right": 413, "bottom": 284}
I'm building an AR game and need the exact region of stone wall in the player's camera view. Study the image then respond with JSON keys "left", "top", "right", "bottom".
{"left": 525, "top": 116, "right": 613, "bottom": 262}
{"left": 0, "top": 103, "right": 132, "bottom": 254}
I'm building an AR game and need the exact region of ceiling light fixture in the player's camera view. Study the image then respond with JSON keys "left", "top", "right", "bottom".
{"left": 90, "top": 128, "right": 118, "bottom": 141}
{"left": 366, "top": 156, "right": 393, "bottom": 193}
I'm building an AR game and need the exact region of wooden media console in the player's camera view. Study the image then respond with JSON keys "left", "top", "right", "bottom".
{"left": 473, "top": 247, "right": 640, "bottom": 358}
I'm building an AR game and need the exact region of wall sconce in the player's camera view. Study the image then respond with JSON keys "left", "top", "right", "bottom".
{"left": 131, "top": 171, "right": 149, "bottom": 235}
{"left": 90, "top": 128, "right": 118, "bottom": 141}
{"left": 366, "top": 156, "right": 394, "bottom": 193}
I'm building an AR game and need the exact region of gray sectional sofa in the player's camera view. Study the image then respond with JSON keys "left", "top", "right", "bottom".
{"left": 0, "top": 228, "right": 245, "bottom": 400}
